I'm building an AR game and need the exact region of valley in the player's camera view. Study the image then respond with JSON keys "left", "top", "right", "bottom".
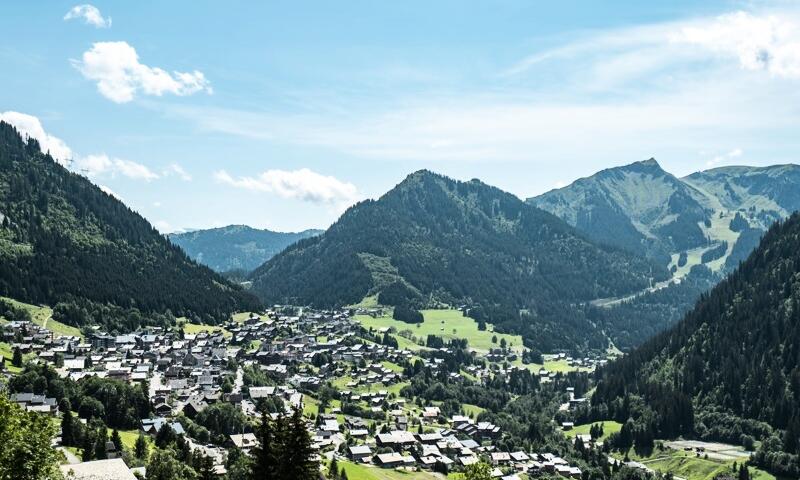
{"left": 0, "top": 122, "right": 798, "bottom": 480}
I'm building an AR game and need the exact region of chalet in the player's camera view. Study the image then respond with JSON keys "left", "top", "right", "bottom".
{"left": 376, "top": 452, "right": 414, "bottom": 468}
{"left": 348, "top": 445, "right": 372, "bottom": 461}
{"left": 60, "top": 459, "right": 137, "bottom": 480}
{"left": 10, "top": 393, "right": 58, "bottom": 414}
{"left": 229, "top": 433, "right": 258, "bottom": 453}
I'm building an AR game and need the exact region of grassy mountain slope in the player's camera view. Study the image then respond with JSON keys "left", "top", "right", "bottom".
{"left": 530, "top": 160, "right": 800, "bottom": 279}
{"left": 250, "top": 170, "right": 668, "bottom": 351}
{"left": 169, "top": 225, "right": 322, "bottom": 273}
{"left": 0, "top": 121, "right": 260, "bottom": 327}
{"left": 591, "top": 212, "right": 800, "bottom": 477}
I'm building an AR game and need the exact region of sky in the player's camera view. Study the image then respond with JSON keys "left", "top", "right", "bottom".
{"left": 2, "top": 1, "right": 800, "bottom": 232}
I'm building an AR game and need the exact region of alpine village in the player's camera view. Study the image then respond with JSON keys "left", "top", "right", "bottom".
{"left": 3, "top": 3, "right": 800, "bottom": 480}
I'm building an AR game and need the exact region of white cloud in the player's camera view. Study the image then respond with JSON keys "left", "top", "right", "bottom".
{"left": 64, "top": 4, "right": 111, "bottom": 28}
{"left": 73, "top": 42, "right": 212, "bottom": 103}
{"left": 73, "top": 153, "right": 159, "bottom": 181}
{"left": 0, "top": 111, "right": 73, "bottom": 164}
{"left": 159, "top": 7, "right": 800, "bottom": 191}
{"left": 163, "top": 163, "right": 192, "bottom": 181}
{"left": 214, "top": 168, "right": 358, "bottom": 205}
{"left": 152, "top": 220, "right": 173, "bottom": 233}
{"left": 99, "top": 185, "right": 123, "bottom": 200}
{"left": 674, "top": 11, "right": 800, "bottom": 79}
{"left": 705, "top": 148, "right": 743, "bottom": 168}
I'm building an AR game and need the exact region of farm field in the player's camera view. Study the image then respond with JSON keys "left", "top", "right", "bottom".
{"left": 357, "top": 309, "right": 586, "bottom": 375}
{"left": 1, "top": 296, "right": 82, "bottom": 339}
{"left": 118, "top": 429, "right": 154, "bottom": 454}
{"left": 563, "top": 420, "right": 623, "bottom": 442}
{"left": 182, "top": 321, "right": 232, "bottom": 338}
{"left": 231, "top": 311, "right": 264, "bottom": 323}
{"left": 618, "top": 444, "right": 778, "bottom": 480}
{"left": 0, "top": 341, "right": 35, "bottom": 373}
{"left": 356, "top": 309, "right": 523, "bottom": 353}
{"left": 335, "top": 460, "right": 442, "bottom": 480}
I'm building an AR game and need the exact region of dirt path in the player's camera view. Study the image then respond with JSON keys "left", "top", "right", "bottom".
{"left": 58, "top": 447, "right": 81, "bottom": 465}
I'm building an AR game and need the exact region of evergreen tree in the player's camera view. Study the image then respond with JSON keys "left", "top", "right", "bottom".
{"left": 329, "top": 457, "right": 339, "bottom": 480}
{"left": 94, "top": 426, "right": 108, "bottom": 460}
{"left": 252, "top": 407, "right": 280, "bottom": 479}
{"left": 197, "top": 454, "right": 216, "bottom": 480}
{"left": 134, "top": 432, "right": 148, "bottom": 460}
{"left": 11, "top": 347, "right": 22, "bottom": 368}
{"left": 110, "top": 429, "right": 123, "bottom": 453}
{"left": 61, "top": 407, "right": 75, "bottom": 447}
{"left": 81, "top": 433, "right": 95, "bottom": 462}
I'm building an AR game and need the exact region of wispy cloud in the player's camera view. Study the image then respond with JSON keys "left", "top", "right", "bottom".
{"left": 73, "top": 41, "right": 212, "bottom": 103}
{"left": 214, "top": 168, "right": 358, "bottom": 205}
{"left": 73, "top": 154, "right": 159, "bottom": 181}
{"left": 163, "top": 163, "right": 192, "bottom": 181}
{"left": 64, "top": 4, "right": 111, "bottom": 29}
{"left": 161, "top": 8, "right": 800, "bottom": 173}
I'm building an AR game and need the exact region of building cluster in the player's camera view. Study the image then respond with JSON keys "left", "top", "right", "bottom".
{"left": 1, "top": 307, "right": 600, "bottom": 479}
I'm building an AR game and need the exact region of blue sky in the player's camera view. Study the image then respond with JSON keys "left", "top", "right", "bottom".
{"left": 2, "top": 1, "right": 799, "bottom": 232}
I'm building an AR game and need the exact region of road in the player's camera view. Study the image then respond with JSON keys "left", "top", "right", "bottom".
{"left": 58, "top": 447, "right": 81, "bottom": 465}
{"left": 232, "top": 366, "right": 244, "bottom": 394}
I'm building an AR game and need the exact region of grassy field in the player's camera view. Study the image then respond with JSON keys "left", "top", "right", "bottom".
{"left": 231, "top": 311, "right": 265, "bottom": 323}
{"left": 0, "top": 342, "right": 19, "bottom": 372}
{"left": 182, "top": 321, "right": 232, "bottom": 339}
{"left": 1, "top": 296, "right": 82, "bottom": 339}
{"left": 335, "top": 460, "right": 441, "bottom": 480}
{"left": 563, "top": 420, "right": 623, "bottom": 442}
{"left": 357, "top": 309, "right": 585, "bottom": 374}
{"left": 462, "top": 403, "right": 485, "bottom": 418}
{"left": 0, "top": 341, "right": 36, "bottom": 373}
{"left": 118, "top": 429, "right": 153, "bottom": 454}
{"left": 620, "top": 446, "right": 777, "bottom": 480}
{"left": 356, "top": 309, "right": 523, "bottom": 353}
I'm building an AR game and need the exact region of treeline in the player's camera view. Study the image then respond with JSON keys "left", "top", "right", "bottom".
{"left": 591, "top": 213, "right": 800, "bottom": 477}
{"left": 592, "top": 270, "right": 717, "bottom": 350}
{"left": 53, "top": 297, "right": 177, "bottom": 334}
{"left": 9, "top": 364, "right": 150, "bottom": 429}
{"left": 0, "top": 122, "right": 261, "bottom": 327}
{"left": 0, "top": 298, "right": 31, "bottom": 322}
{"left": 701, "top": 241, "right": 728, "bottom": 263}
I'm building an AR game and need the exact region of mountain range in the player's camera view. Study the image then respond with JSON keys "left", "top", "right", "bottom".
{"left": 248, "top": 170, "right": 669, "bottom": 352}
{"left": 0, "top": 121, "right": 260, "bottom": 330}
{"left": 169, "top": 225, "right": 322, "bottom": 273}
{"left": 529, "top": 159, "right": 800, "bottom": 278}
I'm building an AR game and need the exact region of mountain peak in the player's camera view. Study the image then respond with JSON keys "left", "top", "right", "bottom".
{"left": 623, "top": 157, "right": 663, "bottom": 172}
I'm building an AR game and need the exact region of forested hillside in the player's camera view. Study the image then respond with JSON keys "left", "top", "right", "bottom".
{"left": 589, "top": 212, "right": 800, "bottom": 477}
{"left": 169, "top": 225, "right": 321, "bottom": 272}
{"left": 0, "top": 122, "right": 260, "bottom": 330}
{"left": 250, "top": 170, "right": 668, "bottom": 352}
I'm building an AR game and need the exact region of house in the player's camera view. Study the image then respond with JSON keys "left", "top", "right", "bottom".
{"left": 10, "top": 393, "right": 58, "bottom": 414}
{"left": 182, "top": 398, "right": 208, "bottom": 418}
{"left": 376, "top": 430, "right": 417, "bottom": 449}
{"left": 229, "top": 433, "right": 258, "bottom": 453}
{"left": 141, "top": 418, "right": 185, "bottom": 436}
{"left": 348, "top": 445, "right": 372, "bottom": 461}
{"left": 376, "top": 452, "right": 414, "bottom": 468}
{"left": 60, "top": 459, "right": 137, "bottom": 480}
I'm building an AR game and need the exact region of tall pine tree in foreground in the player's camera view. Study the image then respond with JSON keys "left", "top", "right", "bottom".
{"left": 251, "top": 406, "right": 318, "bottom": 480}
